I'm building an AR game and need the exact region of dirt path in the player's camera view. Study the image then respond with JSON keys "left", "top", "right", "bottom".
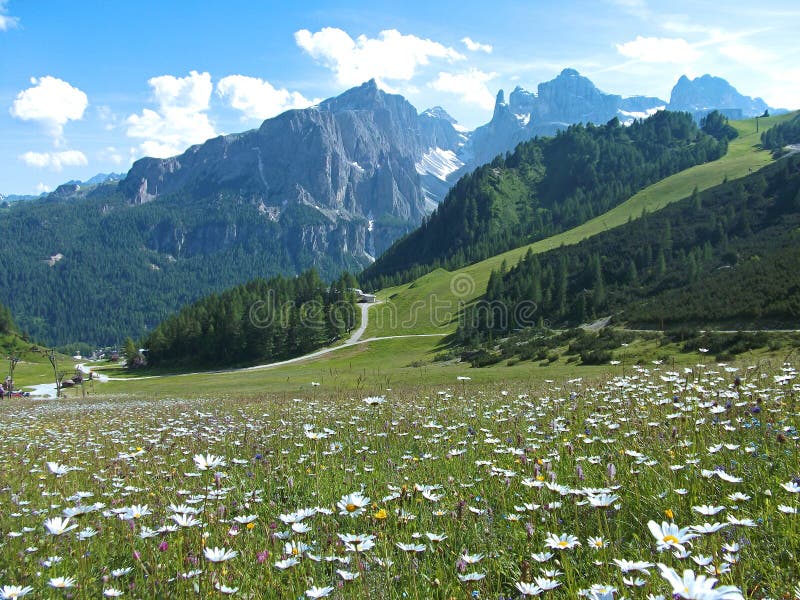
{"left": 95, "top": 301, "right": 447, "bottom": 382}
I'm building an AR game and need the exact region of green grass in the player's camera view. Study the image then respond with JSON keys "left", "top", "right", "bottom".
{"left": 2, "top": 362, "right": 799, "bottom": 598}
{"left": 85, "top": 335, "right": 616, "bottom": 399}
{"left": 66, "top": 330, "right": 795, "bottom": 401}
{"left": 1, "top": 333, "right": 82, "bottom": 394}
{"left": 364, "top": 111, "right": 799, "bottom": 339}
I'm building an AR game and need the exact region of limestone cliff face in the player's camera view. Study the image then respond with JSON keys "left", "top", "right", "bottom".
{"left": 460, "top": 69, "right": 666, "bottom": 170}
{"left": 119, "top": 80, "right": 462, "bottom": 267}
{"left": 80, "top": 72, "right": 770, "bottom": 279}
{"left": 668, "top": 74, "right": 769, "bottom": 117}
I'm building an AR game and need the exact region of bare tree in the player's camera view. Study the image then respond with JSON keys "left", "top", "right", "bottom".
{"left": 44, "top": 349, "right": 65, "bottom": 398}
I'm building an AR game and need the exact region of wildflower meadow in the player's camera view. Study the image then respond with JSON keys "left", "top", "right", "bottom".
{"left": 1, "top": 361, "right": 799, "bottom": 599}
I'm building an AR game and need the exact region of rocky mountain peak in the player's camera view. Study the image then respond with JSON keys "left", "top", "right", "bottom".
{"left": 508, "top": 87, "right": 536, "bottom": 114}
{"left": 668, "top": 74, "right": 769, "bottom": 117}
{"left": 319, "top": 78, "right": 392, "bottom": 112}
{"left": 420, "top": 106, "right": 457, "bottom": 124}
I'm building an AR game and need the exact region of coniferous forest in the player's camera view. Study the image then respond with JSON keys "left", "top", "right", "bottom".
{"left": 0, "top": 187, "right": 365, "bottom": 346}
{"left": 457, "top": 154, "right": 800, "bottom": 344}
{"left": 361, "top": 111, "right": 730, "bottom": 290}
{"left": 143, "top": 270, "right": 358, "bottom": 369}
{"left": 761, "top": 112, "right": 800, "bottom": 153}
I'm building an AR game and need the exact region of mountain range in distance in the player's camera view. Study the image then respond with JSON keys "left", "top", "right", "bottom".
{"left": 0, "top": 68, "right": 789, "bottom": 346}
{"left": 9, "top": 70, "right": 781, "bottom": 256}
{"left": 8, "top": 71, "right": 780, "bottom": 204}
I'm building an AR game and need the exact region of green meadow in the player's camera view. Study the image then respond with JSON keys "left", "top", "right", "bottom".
{"left": 1, "top": 359, "right": 798, "bottom": 598}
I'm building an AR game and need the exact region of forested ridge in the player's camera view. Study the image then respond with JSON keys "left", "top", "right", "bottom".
{"left": 761, "top": 112, "right": 800, "bottom": 153}
{"left": 457, "top": 154, "right": 800, "bottom": 344}
{"left": 0, "top": 300, "right": 15, "bottom": 336}
{"left": 361, "top": 111, "right": 730, "bottom": 290}
{"left": 143, "top": 270, "right": 358, "bottom": 368}
{"left": 0, "top": 185, "right": 365, "bottom": 346}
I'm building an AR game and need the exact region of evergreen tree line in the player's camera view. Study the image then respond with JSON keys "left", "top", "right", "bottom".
{"left": 457, "top": 154, "right": 800, "bottom": 344}
{"left": 361, "top": 111, "right": 730, "bottom": 290}
{"left": 143, "top": 270, "right": 359, "bottom": 368}
{"left": 761, "top": 113, "right": 800, "bottom": 154}
{"left": 0, "top": 301, "right": 15, "bottom": 335}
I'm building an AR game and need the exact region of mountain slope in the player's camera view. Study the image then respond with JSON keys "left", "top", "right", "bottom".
{"left": 0, "top": 82, "right": 465, "bottom": 346}
{"left": 361, "top": 110, "right": 728, "bottom": 290}
{"left": 668, "top": 74, "right": 770, "bottom": 118}
{"left": 361, "top": 111, "right": 797, "bottom": 339}
{"left": 460, "top": 69, "right": 665, "bottom": 169}
{"left": 460, "top": 153, "right": 800, "bottom": 341}
{"left": 120, "top": 79, "right": 464, "bottom": 258}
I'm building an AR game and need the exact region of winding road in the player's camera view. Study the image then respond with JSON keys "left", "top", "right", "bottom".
{"left": 63, "top": 301, "right": 448, "bottom": 385}
{"left": 242, "top": 301, "right": 446, "bottom": 373}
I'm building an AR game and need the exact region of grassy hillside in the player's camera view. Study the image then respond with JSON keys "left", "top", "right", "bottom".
{"left": 460, "top": 155, "right": 800, "bottom": 342}
{"left": 362, "top": 111, "right": 728, "bottom": 289}
{"left": 364, "top": 111, "right": 798, "bottom": 338}
{"left": 76, "top": 330, "right": 787, "bottom": 400}
{"left": 84, "top": 112, "right": 797, "bottom": 398}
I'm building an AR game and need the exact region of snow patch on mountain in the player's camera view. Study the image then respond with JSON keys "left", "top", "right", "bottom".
{"left": 617, "top": 105, "right": 665, "bottom": 123}
{"left": 415, "top": 147, "right": 464, "bottom": 182}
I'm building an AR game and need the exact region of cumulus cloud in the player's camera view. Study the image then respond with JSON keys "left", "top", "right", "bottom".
{"left": 616, "top": 36, "right": 701, "bottom": 63}
{"left": 461, "top": 37, "right": 492, "bottom": 54}
{"left": 430, "top": 68, "right": 497, "bottom": 110}
{"left": 36, "top": 183, "right": 51, "bottom": 194}
{"left": 0, "top": 0, "right": 19, "bottom": 31}
{"left": 217, "top": 75, "right": 315, "bottom": 121}
{"left": 718, "top": 43, "right": 775, "bottom": 69}
{"left": 20, "top": 150, "right": 88, "bottom": 170}
{"left": 295, "top": 27, "right": 464, "bottom": 87}
{"left": 10, "top": 76, "right": 88, "bottom": 139}
{"left": 98, "top": 146, "right": 124, "bottom": 166}
{"left": 126, "top": 70, "right": 217, "bottom": 158}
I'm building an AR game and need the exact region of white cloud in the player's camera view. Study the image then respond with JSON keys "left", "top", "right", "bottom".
{"left": 10, "top": 76, "right": 88, "bottom": 139}
{"left": 217, "top": 75, "right": 315, "bottom": 121}
{"left": 99, "top": 146, "right": 124, "bottom": 166}
{"left": 430, "top": 68, "right": 497, "bottom": 110}
{"left": 96, "top": 105, "right": 121, "bottom": 131}
{"left": 461, "top": 37, "right": 492, "bottom": 54}
{"left": 616, "top": 36, "right": 701, "bottom": 63}
{"left": 0, "top": 0, "right": 19, "bottom": 30}
{"left": 718, "top": 43, "right": 775, "bottom": 70}
{"left": 295, "top": 27, "right": 464, "bottom": 87}
{"left": 126, "top": 70, "right": 217, "bottom": 158}
{"left": 20, "top": 150, "right": 88, "bottom": 170}
{"left": 36, "top": 183, "right": 51, "bottom": 194}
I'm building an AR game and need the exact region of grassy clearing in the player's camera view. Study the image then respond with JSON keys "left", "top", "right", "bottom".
{"left": 75, "top": 336, "right": 617, "bottom": 400}
{"left": 1, "top": 361, "right": 798, "bottom": 598}
{"left": 364, "top": 112, "right": 799, "bottom": 339}
{"left": 55, "top": 331, "right": 796, "bottom": 401}
{"left": 1, "top": 333, "right": 82, "bottom": 395}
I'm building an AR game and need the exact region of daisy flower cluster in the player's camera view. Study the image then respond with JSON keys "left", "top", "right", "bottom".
{"left": 0, "top": 362, "right": 798, "bottom": 597}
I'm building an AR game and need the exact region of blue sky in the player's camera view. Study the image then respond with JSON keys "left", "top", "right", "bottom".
{"left": 1, "top": 0, "right": 798, "bottom": 194}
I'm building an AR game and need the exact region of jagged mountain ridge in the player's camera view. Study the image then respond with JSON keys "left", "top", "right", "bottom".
{"left": 119, "top": 79, "right": 465, "bottom": 259}
{"left": 459, "top": 69, "right": 667, "bottom": 169}
{"left": 453, "top": 69, "right": 777, "bottom": 177}
{"left": 668, "top": 74, "right": 770, "bottom": 119}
